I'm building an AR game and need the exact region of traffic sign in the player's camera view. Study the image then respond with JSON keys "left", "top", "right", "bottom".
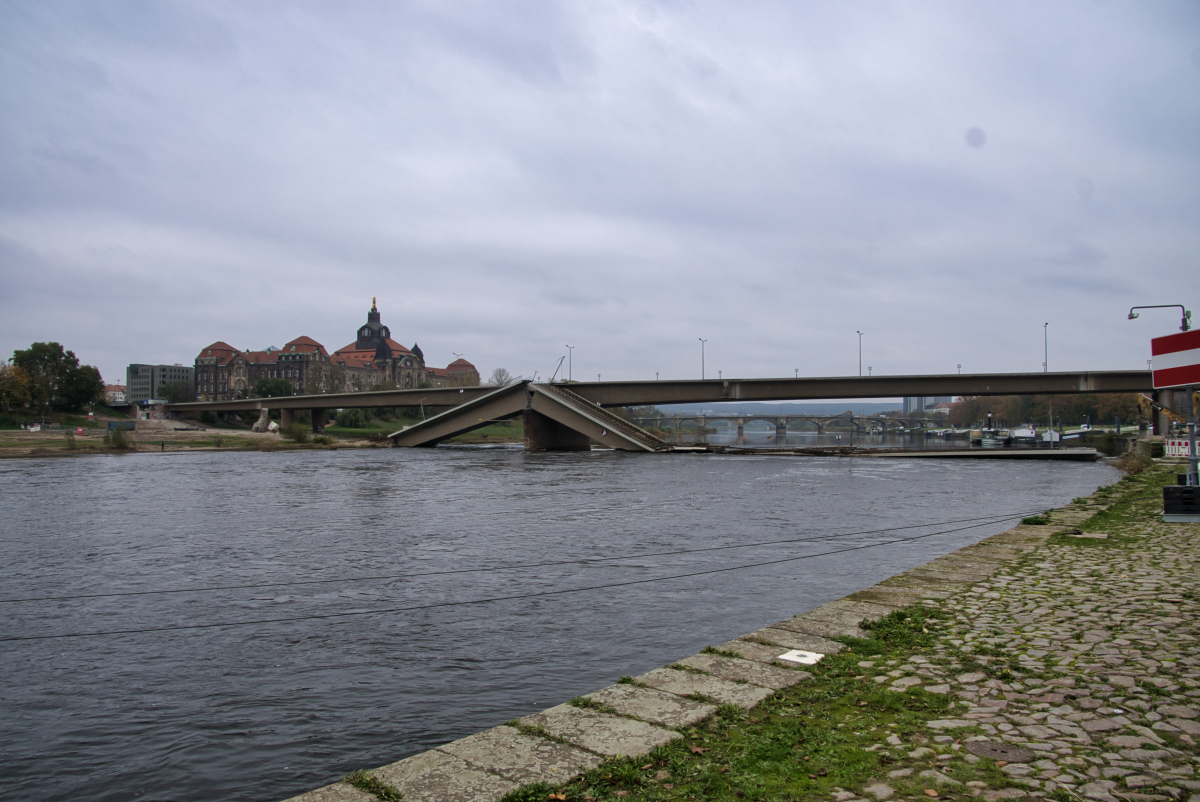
{"left": 1152, "top": 329, "right": 1200, "bottom": 389}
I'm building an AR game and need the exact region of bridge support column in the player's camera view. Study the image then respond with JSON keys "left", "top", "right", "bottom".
{"left": 311, "top": 408, "right": 326, "bottom": 433}
{"left": 523, "top": 410, "right": 592, "bottom": 451}
{"left": 1154, "top": 390, "right": 1168, "bottom": 436}
{"left": 280, "top": 408, "right": 294, "bottom": 428}
{"left": 736, "top": 424, "right": 744, "bottom": 438}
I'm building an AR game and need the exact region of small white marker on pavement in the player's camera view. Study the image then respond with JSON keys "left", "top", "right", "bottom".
{"left": 777, "top": 649, "right": 824, "bottom": 665}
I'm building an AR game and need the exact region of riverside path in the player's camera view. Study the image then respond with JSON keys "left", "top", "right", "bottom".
{"left": 283, "top": 466, "right": 1198, "bottom": 802}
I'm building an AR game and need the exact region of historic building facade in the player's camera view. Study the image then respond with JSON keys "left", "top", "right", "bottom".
{"left": 194, "top": 300, "right": 479, "bottom": 401}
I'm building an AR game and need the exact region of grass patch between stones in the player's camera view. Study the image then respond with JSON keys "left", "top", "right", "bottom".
{"left": 495, "top": 604, "right": 1022, "bottom": 802}
{"left": 345, "top": 769, "right": 404, "bottom": 801}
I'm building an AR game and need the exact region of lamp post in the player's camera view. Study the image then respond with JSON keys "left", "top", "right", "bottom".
{"left": 656, "top": 371, "right": 659, "bottom": 381}
{"left": 1043, "top": 323, "right": 1048, "bottom": 373}
{"left": 565, "top": 345, "right": 574, "bottom": 382}
{"left": 1127, "top": 304, "right": 1192, "bottom": 332}
{"left": 957, "top": 364, "right": 961, "bottom": 374}
{"left": 856, "top": 331, "right": 863, "bottom": 377}
{"left": 794, "top": 368, "right": 798, "bottom": 378}
{"left": 699, "top": 339, "right": 707, "bottom": 380}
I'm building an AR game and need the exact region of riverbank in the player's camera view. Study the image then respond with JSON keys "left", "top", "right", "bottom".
{"left": 0, "top": 420, "right": 527, "bottom": 459}
{"left": 290, "top": 463, "right": 1198, "bottom": 802}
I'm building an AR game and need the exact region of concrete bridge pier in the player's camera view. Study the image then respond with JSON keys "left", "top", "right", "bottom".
{"left": 312, "top": 408, "right": 326, "bottom": 433}
{"left": 280, "top": 408, "right": 294, "bottom": 428}
{"left": 524, "top": 410, "right": 592, "bottom": 451}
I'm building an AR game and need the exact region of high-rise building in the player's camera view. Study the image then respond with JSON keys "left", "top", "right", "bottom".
{"left": 903, "top": 396, "right": 954, "bottom": 414}
{"left": 126, "top": 364, "right": 195, "bottom": 403}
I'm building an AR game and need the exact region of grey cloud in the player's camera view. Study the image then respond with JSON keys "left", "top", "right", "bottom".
{"left": 0, "top": 0, "right": 1196, "bottom": 385}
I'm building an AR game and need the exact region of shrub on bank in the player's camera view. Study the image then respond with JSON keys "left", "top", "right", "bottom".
{"left": 280, "top": 423, "right": 309, "bottom": 444}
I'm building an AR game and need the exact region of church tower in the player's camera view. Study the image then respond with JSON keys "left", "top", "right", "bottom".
{"left": 355, "top": 297, "right": 392, "bottom": 358}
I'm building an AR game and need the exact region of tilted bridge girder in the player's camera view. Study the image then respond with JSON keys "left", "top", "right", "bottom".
{"left": 387, "top": 382, "right": 671, "bottom": 452}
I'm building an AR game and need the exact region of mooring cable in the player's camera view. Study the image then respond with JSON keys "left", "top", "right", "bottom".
{"left": 0, "top": 514, "right": 1023, "bottom": 642}
{"left": 0, "top": 509, "right": 1046, "bottom": 605}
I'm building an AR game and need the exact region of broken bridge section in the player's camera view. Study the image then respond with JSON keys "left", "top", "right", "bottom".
{"left": 387, "top": 381, "right": 672, "bottom": 452}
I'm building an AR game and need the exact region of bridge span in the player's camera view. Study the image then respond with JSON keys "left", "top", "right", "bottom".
{"left": 637, "top": 413, "right": 946, "bottom": 437}
{"left": 164, "top": 370, "right": 1154, "bottom": 448}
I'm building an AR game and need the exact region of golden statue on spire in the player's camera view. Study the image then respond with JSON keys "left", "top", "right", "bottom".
{"left": 372, "top": 296, "right": 377, "bottom": 311}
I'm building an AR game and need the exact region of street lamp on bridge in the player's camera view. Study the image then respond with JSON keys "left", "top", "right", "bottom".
{"left": 699, "top": 338, "right": 707, "bottom": 380}
{"left": 1043, "top": 323, "right": 1048, "bottom": 373}
{"left": 1128, "top": 304, "right": 1192, "bottom": 332}
{"left": 565, "top": 345, "right": 574, "bottom": 382}
{"left": 856, "top": 331, "right": 863, "bottom": 377}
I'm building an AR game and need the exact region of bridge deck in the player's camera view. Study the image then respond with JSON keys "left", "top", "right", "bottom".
{"left": 165, "top": 370, "right": 1152, "bottom": 415}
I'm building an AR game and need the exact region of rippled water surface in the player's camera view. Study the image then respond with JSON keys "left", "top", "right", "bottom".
{"left": 0, "top": 448, "right": 1117, "bottom": 801}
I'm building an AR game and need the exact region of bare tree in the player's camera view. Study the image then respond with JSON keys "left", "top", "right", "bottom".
{"left": 488, "top": 367, "right": 513, "bottom": 386}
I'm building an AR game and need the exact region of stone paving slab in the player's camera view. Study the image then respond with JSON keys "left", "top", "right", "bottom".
{"left": 900, "top": 566, "right": 994, "bottom": 583}
{"left": 677, "top": 652, "right": 810, "bottom": 689}
{"left": 770, "top": 612, "right": 869, "bottom": 640}
{"left": 437, "top": 725, "right": 602, "bottom": 785}
{"left": 872, "top": 577, "right": 963, "bottom": 597}
{"left": 813, "top": 598, "right": 899, "bottom": 621}
{"left": 714, "top": 637, "right": 794, "bottom": 663}
{"left": 633, "top": 667, "right": 776, "bottom": 708}
{"left": 847, "top": 588, "right": 939, "bottom": 607}
{"left": 281, "top": 782, "right": 376, "bottom": 802}
{"left": 371, "top": 749, "right": 518, "bottom": 802}
{"left": 746, "top": 626, "right": 845, "bottom": 654}
{"left": 519, "top": 704, "right": 680, "bottom": 757}
{"left": 582, "top": 684, "right": 715, "bottom": 728}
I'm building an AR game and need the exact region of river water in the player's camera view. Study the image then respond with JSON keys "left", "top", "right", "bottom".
{"left": 0, "top": 448, "right": 1116, "bottom": 802}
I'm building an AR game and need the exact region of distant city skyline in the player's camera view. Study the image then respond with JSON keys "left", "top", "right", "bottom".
{"left": 1, "top": 2, "right": 1196, "bottom": 388}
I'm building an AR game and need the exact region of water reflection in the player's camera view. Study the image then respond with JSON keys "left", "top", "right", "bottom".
{"left": 664, "top": 427, "right": 970, "bottom": 449}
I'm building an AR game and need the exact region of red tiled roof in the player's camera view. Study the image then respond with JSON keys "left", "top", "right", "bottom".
{"left": 427, "top": 367, "right": 450, "bottom": 377}
{"left": 331, "top": 340, "right": 413, "bottom": 360}
{"left": 447, "top": 358, "right": 475, "bottom": 371}
{"left": 242, "top": 350, "right": 278, "bottom": 364}
{"left": 200, "top": 341, "right": 238, "bottom": 356}
{"left": 330, "top": 349, "right": 378, "bottom": 369}
{"left": 284, "top": 335, "right": 326, "bottom": 354}
{"left": 383, "top": 338, "right": 414, "bottom": 357}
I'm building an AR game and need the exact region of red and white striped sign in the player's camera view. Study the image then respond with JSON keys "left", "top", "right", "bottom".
{"left": 1152, "top": 329, "right": 1200, "bottom": 389}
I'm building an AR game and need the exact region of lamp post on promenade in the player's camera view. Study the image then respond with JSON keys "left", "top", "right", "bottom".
{"left": 1043, "top": 323, "right": 1049, "bottom": 372}
{"left": 699, "top": 339, "right": 707, "bottom": 380}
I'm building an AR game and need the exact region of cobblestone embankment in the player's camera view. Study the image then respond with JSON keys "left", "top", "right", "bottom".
{"left": 286, "top": 469, "right": 1198, "bottom": 802}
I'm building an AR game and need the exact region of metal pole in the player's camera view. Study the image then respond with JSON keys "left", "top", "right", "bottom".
{"left": 1189, "top": 385, "right": 1198, "bottom": 487}
{"left": 699, "top": 339, "right": 707, "bottom": 380}
{"left": 857, "top": 332, "right": 862, "bottom": 376}
{"left": 1043, "top": 323, "right": 1048, "bottom": 373}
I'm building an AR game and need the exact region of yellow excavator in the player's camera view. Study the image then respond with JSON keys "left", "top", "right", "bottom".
{"left": 1139, "top": 392, "right": 1197, "bottom": 427}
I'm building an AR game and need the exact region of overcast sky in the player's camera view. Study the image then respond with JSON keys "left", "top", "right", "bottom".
{"left": 1, "top": 1, "right": 1197, "bottom": 388}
